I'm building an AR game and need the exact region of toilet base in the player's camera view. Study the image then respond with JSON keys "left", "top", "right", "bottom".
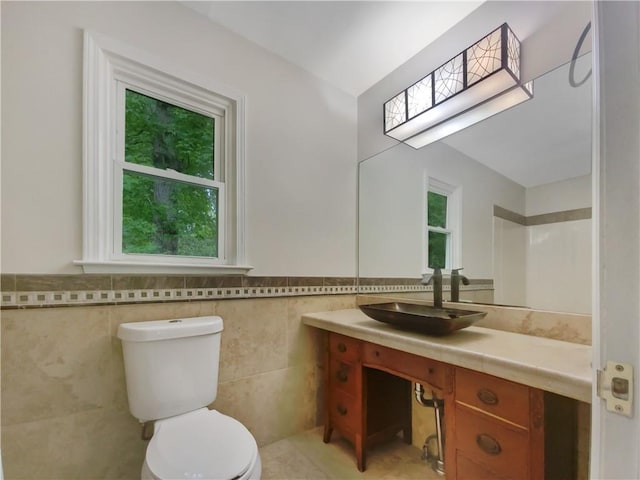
{"left": 141, "top": 448, "right": 261, "bottom": 480}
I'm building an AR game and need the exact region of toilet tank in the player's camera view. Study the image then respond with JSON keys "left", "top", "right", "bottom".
{"left": 118, "top": 316, "right": 223, "bottom": 422}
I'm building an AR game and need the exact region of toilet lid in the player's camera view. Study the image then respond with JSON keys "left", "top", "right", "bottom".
{"left": 146, "top": 409, "right": 257, "bottom": 480}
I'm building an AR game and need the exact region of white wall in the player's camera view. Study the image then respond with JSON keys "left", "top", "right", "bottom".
{"left": 526, "top": 220, "right": 591, "bottom": 314}
{"left": 493, "top": 175, "right": 592, "bottom": 313}
{"left": 526, "top": 174, "right": 592, "bottom": 216}
{"left": 359, "top": 142, "right": 524, "bottom": 279}
{"left": 1, "top": 1, "right": 357, "bottom": 276}
{"left": 526, "top": 175, "right": 592, "bottom": 313}
{"left": 492, "top": 217, "right": 527, "bottom": 306}
{"left": 493, "top": 216, "right": 592, "bottom": 314}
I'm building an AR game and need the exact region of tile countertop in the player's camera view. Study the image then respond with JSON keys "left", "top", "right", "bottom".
{"left": 302, "top": 308, "right": 593, "bottom": 403}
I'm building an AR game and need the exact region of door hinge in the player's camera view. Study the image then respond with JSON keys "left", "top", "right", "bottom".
{"left": 597, "top": 361, "right": 633, "bottom": 417}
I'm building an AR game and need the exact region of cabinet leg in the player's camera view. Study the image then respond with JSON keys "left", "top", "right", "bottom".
{"left": 323, "top": 424, "right": 333, "bottom": 443}
{"left": 355, "top": 434, "right": 366, "bottom": 472}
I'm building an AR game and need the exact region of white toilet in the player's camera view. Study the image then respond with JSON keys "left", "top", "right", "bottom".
{"left": 118, "top": 316, "right": 261, "bottom": 480}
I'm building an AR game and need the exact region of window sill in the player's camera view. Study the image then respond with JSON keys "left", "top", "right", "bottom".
{"left": 74, "top": 260, "right": 253, "bottom": 275}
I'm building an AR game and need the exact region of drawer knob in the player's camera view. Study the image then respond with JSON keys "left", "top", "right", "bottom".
{"left": 337, "top": 342, "right": 347, "bottom": 353}
{"left": 336, "top": 404, "right": 348, "bottom": 416}
{"left": 336, "top": 368, "right": 348, "bottom": 383}
{"left": 476, "top": 433, "right": 502, "bottom": 455}
{"left": 477, "top": 388, "right": 499, "bottom": 406}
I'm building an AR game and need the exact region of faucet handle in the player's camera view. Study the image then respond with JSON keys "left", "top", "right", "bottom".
{"left": 451, "top": 268, "right": 470, "bottom": 285}
{"left": 421, "top": 268, "right": 442, "bottom": 285}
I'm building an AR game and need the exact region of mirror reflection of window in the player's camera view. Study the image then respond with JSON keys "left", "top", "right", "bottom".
{"left": 426, "top": 178, "right": 461, "bottom": 270}
{"left": 427, "top": 191, "right": 448, "bottom": 268}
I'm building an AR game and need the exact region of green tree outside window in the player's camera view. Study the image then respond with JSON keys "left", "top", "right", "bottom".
{"left": 123, "top": 90, "right": 218, "bottom": 257}
{"left": 427, "top": 191, "right": 448, "bottom": 269}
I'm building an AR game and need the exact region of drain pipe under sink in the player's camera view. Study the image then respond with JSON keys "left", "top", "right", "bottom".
{"left": 414, "top": 383, "right": 445, "bottom": 476}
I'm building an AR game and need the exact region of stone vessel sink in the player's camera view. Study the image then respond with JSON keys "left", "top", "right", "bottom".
{"left": 359, "top": 302, "right": 487, "bottom": 336}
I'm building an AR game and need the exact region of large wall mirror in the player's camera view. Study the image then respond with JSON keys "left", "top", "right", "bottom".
{"left": 358, "top": 52, "right": 592, "bottom": 315}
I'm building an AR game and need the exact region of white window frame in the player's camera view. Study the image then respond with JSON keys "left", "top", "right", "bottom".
{"left": 423, "top": 176, "right": 462, "bottom": 274}
{"left": 76, "top": 31, "right": 251, "bottom": 274}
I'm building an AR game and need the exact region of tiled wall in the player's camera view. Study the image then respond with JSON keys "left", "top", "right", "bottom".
{"left": 1, "top": 289, "right": 356, "bottom": 479}
{"left": 1, "top": 274, "right": 590, "bottom": 479}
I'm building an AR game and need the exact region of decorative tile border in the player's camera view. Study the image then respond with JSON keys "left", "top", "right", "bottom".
{"left": 494, "top": 205, "right": 592, "bottom": 226}
{"left": 358, "top": 277, "right": 493, "bottom": 295}
{"left": 494, "top": 205, "right": 527, "bottom": 225}
{"left": 0, "top": 275, "right": 357, "bottom": 309}
{"left": 0, "top": 274, "right": 493, "bottom": 309}
{"left": 526, "top": 207, "right": 592, "bottom": 226}
{"left": 2, "top": 285, "right": 360, "bottom": 309}
{"left": 358, "top": 283, "right": 493, "bottom": 294}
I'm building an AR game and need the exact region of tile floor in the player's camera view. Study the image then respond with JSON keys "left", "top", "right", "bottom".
{"left": 260, "top": 428, "right": 443, "bottom": 479}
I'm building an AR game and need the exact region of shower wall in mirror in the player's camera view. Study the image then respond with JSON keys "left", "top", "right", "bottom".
{"left": 358, "top": 53, "right": 592, "bottom": 314}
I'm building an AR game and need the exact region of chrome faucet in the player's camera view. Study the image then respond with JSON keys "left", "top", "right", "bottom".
{"left": 422, "top": 268, "right": 443, "bottom": 309}
{"left": 450, "top": 268, "right": 470, "bottom": 303}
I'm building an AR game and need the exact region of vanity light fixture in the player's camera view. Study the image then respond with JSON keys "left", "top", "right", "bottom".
{"left": 384, "top": 23, "right": 533, "bottom": 149}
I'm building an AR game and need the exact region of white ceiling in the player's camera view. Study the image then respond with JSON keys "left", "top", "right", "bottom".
{"left": 183, "top": 1, "right": 483, "bottom": 96}
{"left": 442, "top": 52, "right": 592, "bottom": 187}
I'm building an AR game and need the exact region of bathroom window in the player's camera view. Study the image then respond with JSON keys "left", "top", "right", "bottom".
{"left": 425, "top": 177, "right": 461, "bottom": 271}
{"left": 78, "top": 31, "right": 249, "bottom": 274}
{"left": 121, "top": 89, "right": 221, "bottom": 258}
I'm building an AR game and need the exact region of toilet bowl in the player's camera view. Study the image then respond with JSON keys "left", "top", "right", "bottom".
{"left": 141, "top": 409, "right": 261, "bottom": 480}
{"left": 117, "top": 316, "right": 261, "bottom": 480}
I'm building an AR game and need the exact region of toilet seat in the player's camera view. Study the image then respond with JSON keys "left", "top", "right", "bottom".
{"left": 146, "top": 408, "right": 258, "bottom": 480}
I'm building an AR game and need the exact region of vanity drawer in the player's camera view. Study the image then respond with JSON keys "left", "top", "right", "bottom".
{"left": 329, "top": 333, "right": 361, "bottom": 363}
{"left": 454, "top": 405, "right": 529, "bottom": 480}
{"left": 329, "top": 359, "right": 358, "bottom": 396}
{"left": 456, "top": 453, "right": 511, "bottom": 480}
{"left": 456, "top": 367, "right": 530, "bottom": 427}
{"left": 328, "top": 389, "right": 360, "bottom": 433}
{"left": 362, "top": 343, "right": 444, "bottom": 389}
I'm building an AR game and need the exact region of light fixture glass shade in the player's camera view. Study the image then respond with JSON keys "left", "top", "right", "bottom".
{"left": 383, "top": 23, "right": 533, "bottom": 148}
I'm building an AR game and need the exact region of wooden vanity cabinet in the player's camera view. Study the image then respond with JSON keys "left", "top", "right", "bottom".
{"left": 446, "top": 367, "right": 545, "bottom": 480}
{"left": 322, "top": 333, "right": 576, "bottom": 478}
{"left": 323, "top": 333, "right": 412, "bottom": 471}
